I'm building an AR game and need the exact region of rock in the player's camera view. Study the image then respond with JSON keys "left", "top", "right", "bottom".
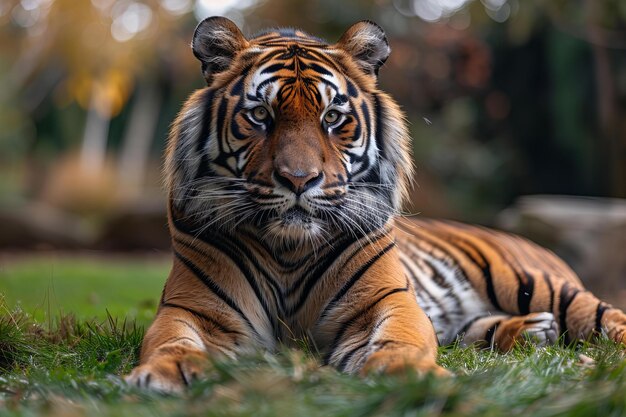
{"left": 95, "top": 199, "right": 170, "bottom": 251}
{"left": 0, "top": 202, "right": 93, "bottom": 249}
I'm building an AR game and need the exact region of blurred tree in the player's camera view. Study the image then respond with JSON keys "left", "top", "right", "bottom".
{"left": 0, "top": 0, "right": 624, "bottom": 220}
{"left": 0, "top": 0, "right": 202, "bottom": 201}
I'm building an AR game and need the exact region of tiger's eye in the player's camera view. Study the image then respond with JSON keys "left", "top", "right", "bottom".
{"left": 324, "top": 110, "right": 340, "bottom": 125}
{"left": 252, "top": 106, "right": 269, "bottom": 122}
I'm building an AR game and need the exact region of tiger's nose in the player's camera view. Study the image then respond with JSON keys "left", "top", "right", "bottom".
{"left": 275, "top": 168, "right": 323, "bottom": 195}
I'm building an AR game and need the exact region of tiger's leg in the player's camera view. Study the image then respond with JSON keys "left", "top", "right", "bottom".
{"left": 473, "top": 268, "right": 626, "bottom": 347}
{"left": 551, "top": 285, "right": 626, "bottom": 346}
{"left": 125, "top": 307, "right": 216, "bottom": 393}
{"left": 125, "top": 246, "right": 271, "bottom": 392}
{"left": 125, "top": 303, "right": 253, "bottom": 393}
{"left": 503, "top": 240, "right": 626, "bottom": 347}
{"left": 482, "top": 267, "right": 626, "bottom": 347}
{"left": 476, "top": 267, "right": 626, "bottom": 347}
{"left": 427, "top": 221, "right": 626, "bottom": 348}
{"left": 314, "top": 244, "right": 449, "bottom": 377}
{"left": 458, "top": 312, "right": 559, "bottom": 351}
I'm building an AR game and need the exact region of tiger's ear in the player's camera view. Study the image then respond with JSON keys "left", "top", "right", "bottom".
{"left": 192, "top": 16, "right": 248, "bottom": 84}
{"left": 337, "top": 20, "right": 390, "bottom": 77}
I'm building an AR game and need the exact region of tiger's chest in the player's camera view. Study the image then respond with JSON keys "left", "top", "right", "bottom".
{"left": 204, "top": 224, "right": 492, "bottom": 347}
{"left": 244, "top": 243, "right": 483, "bottom": 347}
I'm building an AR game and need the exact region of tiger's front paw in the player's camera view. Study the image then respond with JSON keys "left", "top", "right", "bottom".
{"left": 125, "top": 346, "right": 209, "bottom": 393}
{"left": 602, "top": 309, "right": 626, "bottom": 347}
{"left": 360, "top": 348, "right": 451, "bottom": 378}
{"left": 606, "top": 324, "right": 626, "bottom": 347}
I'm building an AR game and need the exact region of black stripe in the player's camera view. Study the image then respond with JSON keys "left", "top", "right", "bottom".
{"left": 172, "top": 317, "right": 238, "bottom": 353}
{"left": 479, "top": 237, "right": 535, "bottom": 315}
{"left": 173, "top": 251, "right": 260, "bottom": 338}
{"left": 332, "top": 94, "right": 349, "bottom": 105}
{"left": 177, "top": 233, "right": 283, "bottom": 307}
{"left": 229, "top": 75, "right": 246, "bottom": 97}
{"left": 168, "top": 308, "right": 242, "bottom": 353}
{"left": 337, "top": 339, "right": 369, "bottom": 371}
{"left": 413, "top": 229, "right": 502, "bottom": 312}
{"left": 337, "top": 312, "right": 400, "bottom": 371}
{"left": 160, "top": 302, "right": 245, "bottom": 336}
{"left": 216, "top": 96, "right": 229, "bottom": 146}
{"left": 442, "top": 223, "right": 536, "bottom": 315}
{"left": 212, "top": 95, "right": 238, "bottom": 176}
{"left": 517, "top": 271, "right": 534, "bottom": 315}
{"left": 304, "top": 49, "right": 342, "bottom": 68}
{"left": 255, "top": 48, "right": 292, "bottom": 66}
{"left": 485, "top": 322, "right": 499, "bottom": 348}
{"left": 355, "top": 101, "right": 372, "bottom": 165}
{"left": 399, "top": 258, "right": 449, "bottom": 327}
{"left": 321, "top": 242, "right": 396, "bottom": 318}
{"left": 177, "top": 362, "right": 189, "bottom": 386}
{"left": 458, "top": 314, "right": 490, "bottom": 336}
{"left": 558, "top": 283, "right": 581, "bottom": 344}
{"left": 595, "top": 302, "right": 609, "bottom": 334}
{"left": 175, "top": 237, "right": 282, "bottom": 337}
{"left": 372, "top": 94, "right": 386, "bottom": 158}
{"left": 286, "top": 231, "right": 388, "bottom": 315}
{"left": 323, "top": 284, "right": 408, "bottom": 365}
{"left": 172, "top": 318, "right": 204, "bottom": 340}
{"left": 261, "top": 63, "right": 287, "bottom": 74}
{"left": 256, "top": 75, "right": 282, "bottom": 94}
{"left": 346, "top": 80, "right": 358, "bottom": 97}
{"left": 191, "top": 232, "right": 284, "bottom": 312}
{"left": 309, "top": 63, "right": 333, "bottom": 76}
{"left": 194, "top": 89, "right": 215, "bottom": 153}
{"left": 454, "top": 245, "right": 501, "bottom": 311}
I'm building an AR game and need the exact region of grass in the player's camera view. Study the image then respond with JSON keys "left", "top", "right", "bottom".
{"left": 0, "top": 256, "right": 625, "bottom": 416}
{"left": 0, "top": 255, "right": 169, "bottom": 325}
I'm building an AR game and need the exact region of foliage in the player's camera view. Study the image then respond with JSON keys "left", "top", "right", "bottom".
{"left": 0, "top": 308, "right": 625, "bottom": 416}
{"left": 1, "top": 0, "right": 625, "bottom": 221}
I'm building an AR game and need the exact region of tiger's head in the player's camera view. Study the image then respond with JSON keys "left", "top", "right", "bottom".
{"left": 166, "top": 17, "right": 413, "bottom": 245}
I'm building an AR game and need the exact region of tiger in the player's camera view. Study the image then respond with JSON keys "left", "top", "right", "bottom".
{"left": 125, "top": 16, "right": 626, "bottom": 392}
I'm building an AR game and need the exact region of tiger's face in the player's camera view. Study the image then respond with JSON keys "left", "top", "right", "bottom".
{"left": 166, "top": 17, "right": 412, "bottom": 245}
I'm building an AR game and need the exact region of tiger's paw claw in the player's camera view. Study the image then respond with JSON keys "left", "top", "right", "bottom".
{"left": 519, "top": 312, "right": 559, "bottom": 347}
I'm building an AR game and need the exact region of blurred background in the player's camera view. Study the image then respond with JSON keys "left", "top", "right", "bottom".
{"left": 0, "top": 0, "right": 625, "bottom": 320}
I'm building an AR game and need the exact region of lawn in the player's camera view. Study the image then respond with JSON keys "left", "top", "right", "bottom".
{"left": 0, "top": 256, "right": 625, "bottom": 416}
{"left": 0, "top": 255, "right": 170, "bottom": 325}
